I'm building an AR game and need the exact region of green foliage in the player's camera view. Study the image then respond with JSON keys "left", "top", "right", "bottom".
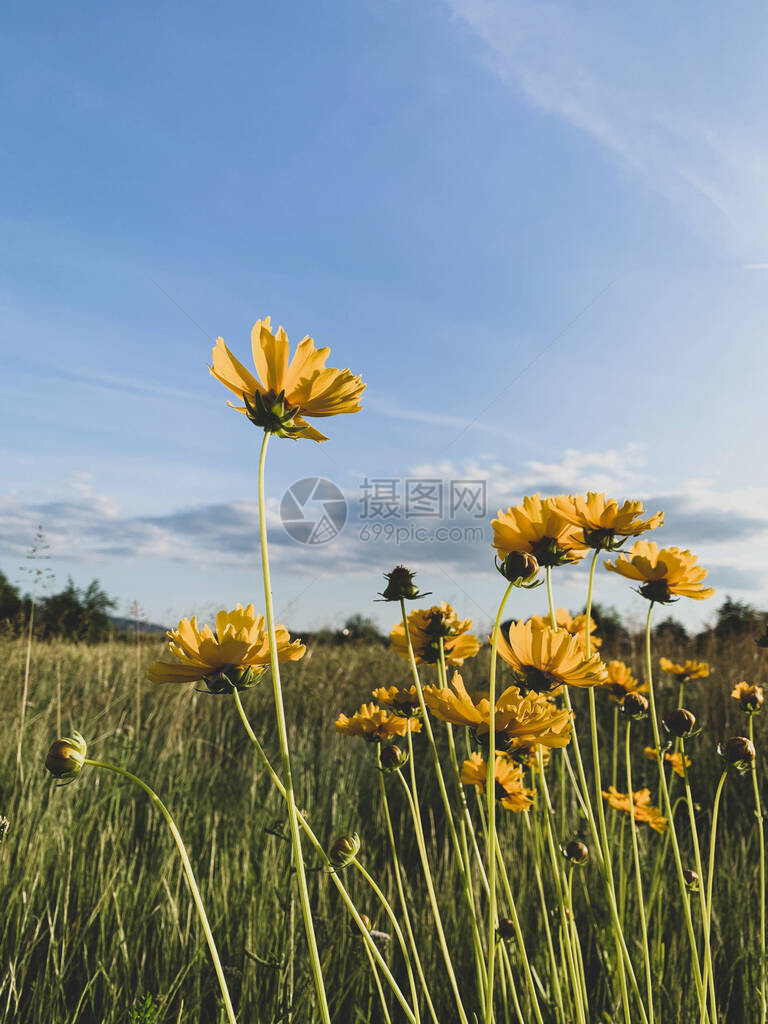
{"left": 0, "top": 570, "right": 21, "bottom": 627}
{"left": 130, "top": 995, "right": 158, "bottom": 1023}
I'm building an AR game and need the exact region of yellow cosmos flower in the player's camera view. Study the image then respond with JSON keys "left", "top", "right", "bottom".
{"left": 492, "top": 494, "right": 588, "bottom": 568}
{"left": 658, "top": 657, "right": 710, "bottom": 680}
{"left": 496, "top": 619, "right": 608, "bottom": 693}
{"left": 423, "top": 672, "right": 572, "bottom": 752}
{"left": 643, "top": 747, "right": 691, "bottom": 778}
{"left": 210, "top": 317, "right": 365, "bottom": 441}
{"left": 528, "top": 607, "right": 601, "bottom": 655}
{"left": 731, "top": 681, "right": 764, "bottom": 712}
{"left": 602, "top": 786, "right": 667, "bottom": 833}
{"left": 604, "top": 541, "right": 715, "bottom": 603}
{"left": 147, "top": 604, "right": 305, "bottom": 692}
{"left": 461, "top": 752, "right": 535, "bottom": 812}
{"left": 601, "top": 660, "right": 648, "bottom": 703}
{"left": 390, "top": 603, "right": 481, "bottom": 666}
{"left": 334, "top": 703, "right": 422, "bottom": 741}
{"left": 556, "top": 492, "right": 663, "bottom": 550}
{"left": 371, "top": 685, "right": 421, "bottom": 716}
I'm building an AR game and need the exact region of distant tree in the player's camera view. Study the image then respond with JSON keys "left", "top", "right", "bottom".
{"left": 713, "top": 596, "right": 763, "bottom": 642}
{"left": 654, "top": 616, "right": 689, "bottom": 646}
{"left": 36, "top": 578, "right": 116, "bottom": 642}
{"left": 0, "top": 570, "right": 22, "bottom": 627}
{"left": 586, "top": 603, "right": 629, "bottom": 648}
{"left": 337, "top": 613, "right": 384, "bottom": 644}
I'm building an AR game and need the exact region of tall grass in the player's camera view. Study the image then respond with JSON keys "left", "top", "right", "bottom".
{"left": 1, "top": 631, "right": 766, "bottom": 1021}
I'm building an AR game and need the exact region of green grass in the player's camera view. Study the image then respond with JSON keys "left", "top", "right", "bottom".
{"left": 1, "top": 632, "right": 766, "bottom": 1022}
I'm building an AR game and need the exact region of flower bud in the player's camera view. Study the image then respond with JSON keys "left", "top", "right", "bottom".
{"left": 328, "top": 833, "right": 361, "bottom": 868}
{"left": 379, "top": 744, "right": 409, "bottom": 772}
{"left": 562, "top": 839, "right": 589, "bottom": 866}
{"left": 378, "top": 566, "right": 431, "bottom": 602}
{"left": 622, "top": 693, "right": 649, "bottom": 719}
{"left": 720, "top": 736, "right": 756, "bottom": 771}
{"left": 733, "top": 682, "right": 764, "bottom": 713}
{"left": 497, "top": 918, "right": 516, "bottom": 939}
{"left": 683, "top": 869, "right": 699, "bottom": 892}
{"left": 349, "top": 913, "right": 372, "bottom": 935}
{"left": 664, "top": 708, "right": 697, "bottom": 739}
{"left": 496, "top": 551, "right": 540, "bottom": 587}
{"left": 45, "top": 732, "right": 87, "bottom": 783}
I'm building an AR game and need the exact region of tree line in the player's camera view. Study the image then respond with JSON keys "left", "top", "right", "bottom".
{"left": 0, "top": 570, "right": 116, "bottom": 642}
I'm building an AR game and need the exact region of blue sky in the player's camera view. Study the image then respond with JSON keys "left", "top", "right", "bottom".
{"left": 2, "top": 0, "right": 768, "bottom": 636}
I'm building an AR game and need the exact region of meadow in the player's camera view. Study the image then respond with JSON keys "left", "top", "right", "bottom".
{"left": 1, "top": 623, "right": 766, "bottom": 1023}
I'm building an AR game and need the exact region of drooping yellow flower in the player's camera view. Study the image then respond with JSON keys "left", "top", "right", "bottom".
{"left": 528, "top": 607, "right": 601, "bottom": 654}
{"left": 604, "top": 542, "right": 714, "bottom": 603}
{"left": 492, "top": 494, "right": 588, "bottom": 568}
{"left": 148, "top": 605, "right": 305, "bottom": 692}
{"left": 423, "top": 672, "right": 572, "bottom": 751}
{"left": 210, "top": 317, "right": 365, "bottom": 441}
{"left": 731, "top": 681, "right": 765, "bottom": 712}
{"left": 461, "top": 752, "right": 535, "bottom": 812}
{"left": 601, "top": 660, "right": 648, "bottom": 703}
{"left": 556, "top": 492, "right": 663, "bottom": 550}
{"left": 659, "top": 657, "right": 710, "bottom": 680}
{"left": 334, "top": 703, "right": 422, "bottom": 741}
{"left": 643, "top": 747, "right": 691, "bottom": 778}
{"left": 371, "top": 685, "right": 421, "bottom": 716}
{"left": 602, "top": 786, "right": 667, "bottom": 833}
{"left": 496, "top": 620, "right": 608, "bottom": 693}
{"left": 390, "top": 603, "right": 481, "bottom": 666}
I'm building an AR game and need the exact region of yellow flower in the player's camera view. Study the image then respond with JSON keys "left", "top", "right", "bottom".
{"left": 461, "top": 752, "right": 535, "bottom": 812}
{"left": 496, "top": 619, "right": 608, "bottom": 693}
{"left": 210, "top": 317, "right": 365, "bottom": 441}
{"left": 334, "top": 703, "right": 422, "bottom": 741}
{"left": 492, "top": 494, "right": 588, "bottom": 568}
{"left": 148, "top": 605, "right": 305, "bottom": 692}
{"left": 556, "top": 492, "right": 663, "bottom": 550}
{"left": 658, "top": 657, "right": 710, "bottom": 680}
{"left": 602, "top": 786, "right": 667, "bottom": 833}
{"left": 601, "top": 660, "right": 648, "bottom": 703}
{"left": 731, "top": 681, "right": 765, "bottom": 712}
{"left": 371, "top": 685, "right": 421, "bottom": 716}
{"left": 604, "top": 541, "right": 714, "bottom": 603}
{"left": 390, "top": 603, "right": 481, "bottom": 666}
{"left": 643, "top": 747, "right": 691, "bottom": 778}
{"left": 528, "top": 607, "right": 601, "bottom": 655}
{"left": 423, "top": 672, "right": 572, "bottom": 752}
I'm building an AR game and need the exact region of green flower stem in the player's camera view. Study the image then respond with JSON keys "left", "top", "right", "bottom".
{"left": 362, "top": 940, "right": 393, "bottom": 1024}
{"left": 624, "top": 723, "right": 654, "bottom": 1023}
{"left": 485, "top": 580, "right": 517, "bottom": 1023}
{"left": 492, "top": 830, "right": 546, "bottom": 1024}
{"left": 398, "top": 600, "right": 481, "bottom": 1022}
{"left": 749, "top": 715, "right": 767, "bottom": 1024}
{"left": 376, "top": 746, "right": 439, "bottom": 1024}
{"left": 352, "top": 858, "right": 421, "bottom": 1024}
{"left": 547, "top": 567, "right": 643, "bottom": 1024}
{"left": 399, "top": 737, "right": 470, "bottom": 1024}
{"left": 232, "top": 690, "right": 417, "bottom": 1024}
{"left": 566, "top": 867, "right": 590, "bottom": 1021}
{"left": 643, "top": 601, "right": 709, "bottom": 1020}
{"left": 681, "top": 740, "right": 716, "bottom": 1017}
{"left": 702, "top": 770, "right": 728, "bottom": 1024}
{"left": 83, "top": 759, "right": 237, "bottom": 1024}
{"left": 522, "top": 811, "right": 567, "bottom": 1023}
{"left": 257, "top": 431, "right": 329, "bottom": 1023}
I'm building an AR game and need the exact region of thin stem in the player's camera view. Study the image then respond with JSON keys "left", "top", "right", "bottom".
{"left": 750, "top": 715, "right": 767, "bottom": 1024}
{"left": 256, "top": 431, "right": 330, "bottom": 1023}
{"left": 486, "top": 581, "right": 516, "bottom": 1022}
{"left": 643, "top": 601, "right": 709, "bottom": 1020}
{"left": 376, "top": 746, "right": 438, "bottom": 1024}
{"left": 625, "top": 722, "right": 654, "bottom": 1022}
{"left": 232, "top": 690, "right": 417, "bottom": 1023}
{"left": 704, "top": 771, "right": 728, "bottom": 1024}
{"left": 83, "top": 759, "right": 237, "bottom": 1024}
{"left": 399, "top": 746, "right": 470, "bottom": 1024}
{"left": 362, "top": 940, "right": 393, "bottom": 1024}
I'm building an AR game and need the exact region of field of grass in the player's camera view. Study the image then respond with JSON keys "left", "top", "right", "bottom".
{"left": 1, "top": 629, "right": 767, "bottom": 1022}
